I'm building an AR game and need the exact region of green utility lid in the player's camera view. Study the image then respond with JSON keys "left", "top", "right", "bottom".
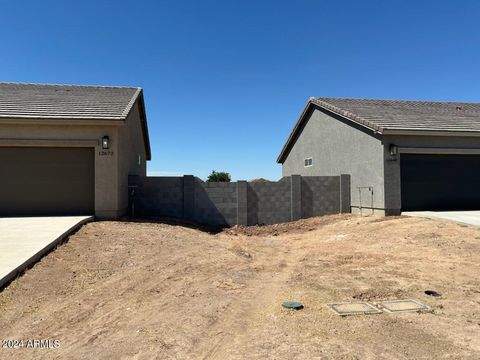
{"left": 282, "top": 301, "right": 304, "bottom": 310}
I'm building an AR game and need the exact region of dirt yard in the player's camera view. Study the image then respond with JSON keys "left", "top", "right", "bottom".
{"left": 0, "top": 214, "right": 479, "bottom": 359}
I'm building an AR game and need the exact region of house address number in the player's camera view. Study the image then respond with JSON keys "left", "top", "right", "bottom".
{"left": 98, "top": 150, "right": 114, "bottom": 156}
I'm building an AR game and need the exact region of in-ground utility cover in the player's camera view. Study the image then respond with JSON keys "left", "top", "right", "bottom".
{"left": 379, "top": 299, "right": 431, "bottom": 313}
{"left": 327, "top": 302, "right": 382, "bottom": 316}
{"left": 282, "top": 301, "right": 304, "bottom": 310}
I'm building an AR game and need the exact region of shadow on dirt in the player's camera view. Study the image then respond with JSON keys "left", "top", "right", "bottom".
{"left": 119, "top": 216, "right": 225, "bottom": 234}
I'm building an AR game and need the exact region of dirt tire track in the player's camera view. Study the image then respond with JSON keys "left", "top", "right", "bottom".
{"left": 0, "top": 215, "right": 478, "bottom": 359}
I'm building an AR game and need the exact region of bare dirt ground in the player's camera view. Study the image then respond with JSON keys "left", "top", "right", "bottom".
{"left": 0, "top": 214, "right": 479, "bottom": 359}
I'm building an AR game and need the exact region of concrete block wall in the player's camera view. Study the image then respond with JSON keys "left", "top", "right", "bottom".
{"left": 129, "top": 174, "right": 350, "bottom": 227}
{"left": 129, "top": 176, "right": 184, "bottom": 218}
{"left": 302, "top": 176, "right": 341, "bottom": 217}
{"left": 247, "top": 177, "right": 292, "bottom": 225}
{"left": 194, "top": 180, "right": 238, "bottom": 227}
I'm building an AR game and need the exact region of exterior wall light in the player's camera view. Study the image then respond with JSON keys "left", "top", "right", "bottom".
{"left": 389, "top": 144, "right": 398, "bottom": 156}
{"left": 102, "top": 136, "right": 110, "bottom": 149}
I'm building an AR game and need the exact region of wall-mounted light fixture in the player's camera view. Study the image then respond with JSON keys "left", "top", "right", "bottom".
{"left": 102, "top": 136, "right": 110, "bottom": 149}
{"left": 389, "top": 144, "right": 398, "bottom": 156}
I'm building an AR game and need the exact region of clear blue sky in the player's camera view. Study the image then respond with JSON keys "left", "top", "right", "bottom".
{"left": 1, "top": 1, "right": 479, "bottom": 180}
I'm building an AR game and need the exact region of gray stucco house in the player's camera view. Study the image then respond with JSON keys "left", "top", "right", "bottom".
{"left": 0, "top": 82, "right": 150, "bottom": 218}
{"left": 278, "top": 98, "right": 480, "bottom": 215}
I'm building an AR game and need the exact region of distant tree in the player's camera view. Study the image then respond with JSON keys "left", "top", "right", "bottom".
{"left": 207, "top": 170, "right": 231, "bottom": 182}
{"left": 250, "top": 178, "right": 270, "bottom": 183}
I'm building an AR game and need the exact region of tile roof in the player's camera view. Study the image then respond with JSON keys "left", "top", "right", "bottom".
{"left": 312, "top": 97, "right": 480, "bottom": 132}
{"left": 277, "top": 97, "right": 480, "bottom": 163}
{"left": 0, "top": 82, "right": 141, "bottom": 119}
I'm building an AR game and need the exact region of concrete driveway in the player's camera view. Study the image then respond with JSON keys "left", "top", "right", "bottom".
{"left": 403, "top": 211, "right": 480, "bottom": 227}
{"left": 0, "top": 216, "right": 93, "bottom": 289}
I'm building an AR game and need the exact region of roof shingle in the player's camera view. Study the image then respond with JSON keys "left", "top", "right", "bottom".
{"left": 312, "top": 97, "right": 480, "bottom": 132}
{"left": 0, "top": 82, "right": 141, "bottom": 119}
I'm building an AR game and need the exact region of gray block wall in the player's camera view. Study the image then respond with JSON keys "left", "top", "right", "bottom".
{"left": 302, "top": 176, "right": 340, "bottom": 217}
{"left": 194, "top": 180, "right": 238, "bottom": 227}
{"left": 281, "top": 107, "right": 385, "bottom": 212}
{"left": 248, "top": 177, "right": 292, "bottom": 225}
{"left": 129, "top": 174, "right": 350, "bottom": 227}
{"left": 130, "top": 176, "right": 184, "bottom": 218}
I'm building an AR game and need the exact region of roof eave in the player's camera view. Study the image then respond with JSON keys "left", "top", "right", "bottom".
{"left": 276, "top": 100, "right": 381, "bottom": 163}
{"left": 0, "top": 115, "right": 126, "bottom": 120}
{"left": 381, "top": 128, "right": 480, "bottom": 137}
{"left": 276, "top": 100, "right": 315, "bottom": 163}
{"left": 115, "top": 87, "right": 151, "bottom": 161}
{"left": 310, "top": 98, "right": 382, "bottom": 133}
{"left": 136, "top": 91, "right": 152, "bottom": 161}
{"left": 0, "top": 117, "right": 126, "bottom": 125}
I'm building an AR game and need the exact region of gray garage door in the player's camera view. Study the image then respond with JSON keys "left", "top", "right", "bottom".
{"left": 0, "top": 147, "right": 94, "bottom": 216}
{"left": 401, "top": 154, "right": 480, "bottom": 211}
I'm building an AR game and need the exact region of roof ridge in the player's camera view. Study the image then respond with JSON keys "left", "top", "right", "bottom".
{"left": 314, "top": 96, "right": 480, "bottom": 105}
{"left": 0, "top": 81, "right": 141, "bottom": 90}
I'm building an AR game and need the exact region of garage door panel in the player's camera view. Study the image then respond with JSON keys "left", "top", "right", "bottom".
{"left": 0, "top": 147, "right": 94, "bottom": 216}
{"left": 401, "top": 154, "right": 480, "bottom": 211}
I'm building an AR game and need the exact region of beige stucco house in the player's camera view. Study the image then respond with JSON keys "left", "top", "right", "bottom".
{"left": 0, "top": 82, "right": 151, "bottom": 218}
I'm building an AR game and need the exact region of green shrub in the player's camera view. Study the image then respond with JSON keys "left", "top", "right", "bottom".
{"left": 207, "top": 170, "right": 231, "bottom": 182}
{"left": 250, "top": 178, "right": 270, "bottom": 183}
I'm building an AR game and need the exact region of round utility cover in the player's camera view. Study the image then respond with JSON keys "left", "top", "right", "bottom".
{"left": 425, "top": 290, "right": 441, "bottom": 297}
{"left": 282, "top": 301, "right": 304, "bottom": 310}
